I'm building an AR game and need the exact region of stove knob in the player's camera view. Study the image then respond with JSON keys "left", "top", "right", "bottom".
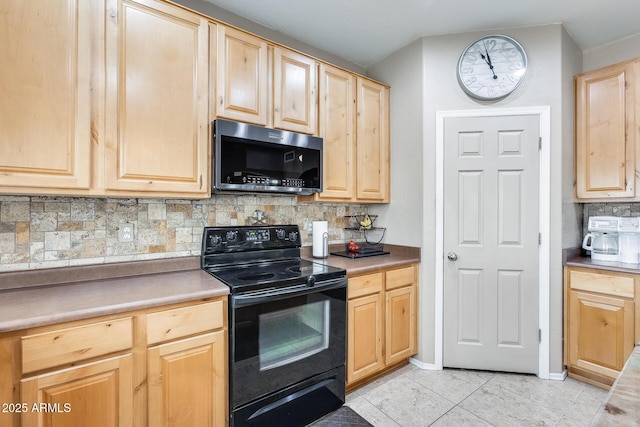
{"left": 226, "top": 231, "right": 237, "bottom": 242}
{"left": 210, "top": 234, "right": 222, "bottom": 247}
{"left": 306, "top": 275, "right": 316, "bottom": 287}
{"left": 288, "top": 231, "right": 298, "bottom": 242}
{"left": 276, "top": 229, "right": 286, "bottom": 240}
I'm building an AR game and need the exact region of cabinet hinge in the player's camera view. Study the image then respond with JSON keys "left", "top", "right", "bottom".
{"left": 539, "top": 329, "right": 542, "bottom": 343}
{"left": 539, "top": 233, "right": 542, "bottom": 245}
{"left": 538, "top": 137, "right": 542, "bottom": 151}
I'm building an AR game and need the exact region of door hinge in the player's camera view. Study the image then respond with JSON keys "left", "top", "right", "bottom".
{"left": 539, "top": 329, "right": 542, "bottom": 343}
{"left": 538, "top": 137, "right": 542, "bottom": 151}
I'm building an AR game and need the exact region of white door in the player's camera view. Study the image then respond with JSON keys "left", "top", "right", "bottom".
{"left": 443, "top": 114, "right": 540, "bottom": 373}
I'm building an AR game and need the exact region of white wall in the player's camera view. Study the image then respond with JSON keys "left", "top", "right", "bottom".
{"left": 367, "top": 40, "right": 424, "bottom": 248}
{"left": 368, "top": 24, "right": 582, "bottom": 374}
{"left": 583, "top": 32, "right": 640, "bottom": 72}
{"left": 367, "top": 38, "right": 427, "bottom": 357}
{"left": 561, "top": 30, "right": 584, "bottom": 249}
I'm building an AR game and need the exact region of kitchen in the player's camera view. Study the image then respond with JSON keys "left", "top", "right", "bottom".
{"left": 1, "top": 0, "right": 640, "bottom": 425}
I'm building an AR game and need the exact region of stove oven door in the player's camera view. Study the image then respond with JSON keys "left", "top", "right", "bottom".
{"left": 230, "top": 277, "right": 346, "bottom": 419}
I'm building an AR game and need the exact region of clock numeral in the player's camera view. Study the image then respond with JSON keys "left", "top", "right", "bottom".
{"left": 459, "top": 66, "right": 474, "bottom": 74}
{"left": 462, "top": 52, "right": 479, "bottom": 64}
{"left": 463, "top": 76, "right": 477, "bottom": 85}
{"left": 484, "top": 39, "right": 496, "bottom": 51}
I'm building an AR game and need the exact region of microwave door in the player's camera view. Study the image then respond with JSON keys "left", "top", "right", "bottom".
{"left": 213, "top": 119, "right": 322, "bottom": 195}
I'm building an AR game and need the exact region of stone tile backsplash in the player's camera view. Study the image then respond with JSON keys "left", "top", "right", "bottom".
{"left": 0, "top": 195, "right": 367, "bottom": 272}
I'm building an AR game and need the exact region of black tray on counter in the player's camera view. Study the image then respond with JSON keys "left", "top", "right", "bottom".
{"left": 330, "top": 249, "right": 390, "bottom": 259}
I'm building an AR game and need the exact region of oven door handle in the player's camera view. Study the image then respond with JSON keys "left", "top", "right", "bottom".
{"left": 232, "top": 277, "right": 347, "bottom": 307}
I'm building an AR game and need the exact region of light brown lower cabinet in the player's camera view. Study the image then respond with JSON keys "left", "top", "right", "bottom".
{"left": 0, "top": 297, "right": 227, "bottom": 427}
{"left": 347, "top": 264, "right": 418, "bottom": 388}
{"left": 147, "top": 332, "right": 226, "bottom": 426}
{"left": 564, "top": 266, "right": 638, "bottom": 388}
{"left": 21, "top": 355, "right": 133, "bottom": 427}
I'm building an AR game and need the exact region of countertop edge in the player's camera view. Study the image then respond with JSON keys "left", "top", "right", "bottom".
{"left": 563, "top": 248, "right": 640, "bottom": 274}
{"left": 0, "top": 268, "right": 229, "bottom": 333}
{"left": 591, "top": 345, "right": 640, "bottom": 426}
{"left": 0, "top": 246, "right": 420, "bottom": 334}
{"left": 0, "top": 289, "right": 228, "bottom": 333}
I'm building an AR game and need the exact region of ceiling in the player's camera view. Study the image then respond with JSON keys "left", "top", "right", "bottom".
{"left": 202, "top": 0, "right": 640, "bottom": 67}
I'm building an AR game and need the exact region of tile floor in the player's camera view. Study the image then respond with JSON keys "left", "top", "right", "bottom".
{"left": 346, "top": 364, "right": 609, "bottom": 426}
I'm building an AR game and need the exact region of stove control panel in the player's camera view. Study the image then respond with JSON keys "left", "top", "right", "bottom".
{"left": 202, "top": 225, "right": 302, "bottom": 254}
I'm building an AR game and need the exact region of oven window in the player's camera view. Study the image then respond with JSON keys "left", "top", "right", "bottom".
{"left": 259, "top": 300, "right": 329, "bottom": 371}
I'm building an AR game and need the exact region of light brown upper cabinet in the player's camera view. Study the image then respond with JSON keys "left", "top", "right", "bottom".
{"left": 357, "top": 77, "right": 390, "bottom": 202}
{"left": 216, "top": 25, "right": 269, "bottom": 126}
{"left": 273, "top": 47, "right": 318, "bottom": 134}
{"left": 575, "top": 59, "right": 640, "bottom": 201}
{"left": 0, "top": 0, "right": 92, "bottom": 191}
{"left": 300, "top": 71, "right": 390, "bottom": 203}
{"left": 315, "top": 64, "right": 357, "bottom": 200}
{"left": 104, "top": 0, "right": 210, "bottom": 197}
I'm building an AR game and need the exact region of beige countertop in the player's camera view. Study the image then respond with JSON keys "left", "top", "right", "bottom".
{"left": 592, "top": 345, "right": 640, "bottom": 426}
{"left": 564, "top": 249, "right": 640, "bottom": 274}
{"left": 0, "top": 258, "right": 229, "bottom": 333}
{"left": 0, "top": 245, "right": 420, "bottom": 334}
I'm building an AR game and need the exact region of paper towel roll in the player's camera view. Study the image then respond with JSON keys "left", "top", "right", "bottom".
{"left": 312, "top": 221, "right": 328, "bottom": 258}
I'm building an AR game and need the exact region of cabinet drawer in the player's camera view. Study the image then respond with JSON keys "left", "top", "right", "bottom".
{"left": 569, "top": 269, "right": 635, "bottom": 298}
{"left": 385, "top": 265, "right": 415, "bottom": 291}
{"left": 147, "top": 300, "right": 224, "bottom": 345}
{"left": 22, "top": 317, "right": 133, "bottom": 374}
{"left": 348, "top": 272, "right": 383, "bottom": 299}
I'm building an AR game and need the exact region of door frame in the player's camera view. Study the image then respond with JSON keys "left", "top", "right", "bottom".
{"left": 434, "top": 106, "right": 551, "bottom": 379}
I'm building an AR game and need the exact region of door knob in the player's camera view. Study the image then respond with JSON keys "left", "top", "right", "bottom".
{"left": 447, "top": 252, "right": 458, "bottom": 261}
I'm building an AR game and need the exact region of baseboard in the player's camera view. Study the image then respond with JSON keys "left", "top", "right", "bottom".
{"left": 408, "top": 357, "right": 441, "bottom": 370}
{"left": 548, "top": 370, "right": 567, "bottom": 381}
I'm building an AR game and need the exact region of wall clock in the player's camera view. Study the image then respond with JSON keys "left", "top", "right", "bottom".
{"left": 456, "top": 34, "right": 527, "bottom": 101}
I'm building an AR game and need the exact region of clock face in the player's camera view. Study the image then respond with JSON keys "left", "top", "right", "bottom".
{"left": 457, "top": 35, "right": 527, "bottom": 101}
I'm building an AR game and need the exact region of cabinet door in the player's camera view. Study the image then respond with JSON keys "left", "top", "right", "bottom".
{"left": 347, "top": 293, "right": 384, "bottom": 385}
{"left": 356, "top": 77, "right": 390, "bottom": 202}
{"left": 148, "top": 332, "right": 227, "bottom": 427}
{"left": 385, "top": 286, "right": 416, "bottom": 366}
{"left": 316, "top": 64, "right": 356, "bottom": 200}
{"left": 273, "top": 47, "right": 317, "bottom": 134}
{"left": 21, "top": 355, "right": 133, "bottom": 427}
{"left": 104, "top": 0, "right": 210, "bottom": 196}
{"left": 568, "top": 290, "right": 635, "bottom": 379}
{"left": 575, "top": 61, "right": 636, "bottom": 199}
{"left": 0, "top": 0, "right": 91, "bottom": 191}
{"left": 216, "top": 25, "right": 268, "bottom": 126}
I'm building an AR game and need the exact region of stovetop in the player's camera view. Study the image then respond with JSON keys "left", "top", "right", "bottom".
{"left": 201, "top": 225, "right": 346, "bottom": 293}
{"left": 204, "top": 258, "right": 345, "bottom": 293}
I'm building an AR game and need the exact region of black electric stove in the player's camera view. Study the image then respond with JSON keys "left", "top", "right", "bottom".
{"left": 200, "top": 225, "right": 348, "bottom": 427}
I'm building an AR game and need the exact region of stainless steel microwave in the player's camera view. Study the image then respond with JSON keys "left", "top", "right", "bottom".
{"left": 212, "top": 119, "right": 323, "bottom": 195}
